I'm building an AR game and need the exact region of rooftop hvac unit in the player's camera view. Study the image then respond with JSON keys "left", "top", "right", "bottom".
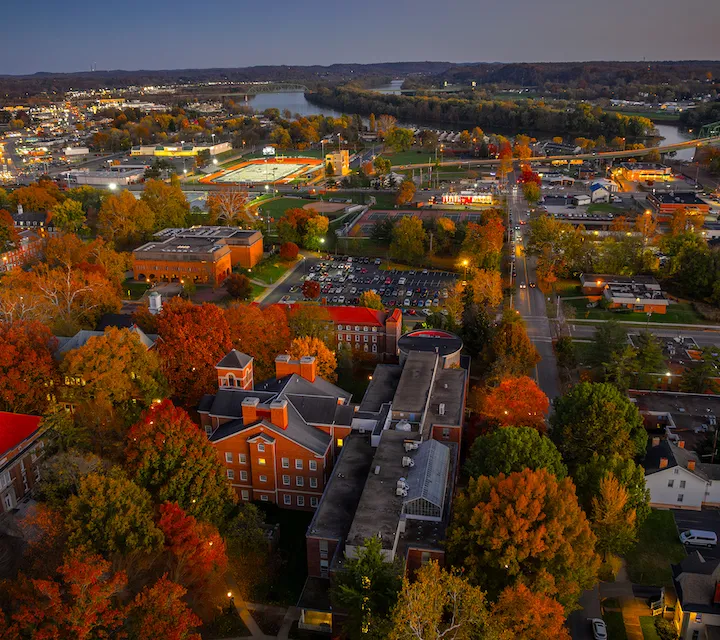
{"left": 402, "top": 456, "right": 415, "bottom": 468}
{"left": 374, "top": 465, "right": 381, "bottom": 475}
{"left": 439, "top": 403, "right": 446, "bottom": 416}
{"left": 396, "top": 488, "right": 408, "bottom": 497}
{"left": 396, "top": 420, "right": 412, "bottom": 432}
{"left": 404, "top": 441, "right": 420, "bottom": 452}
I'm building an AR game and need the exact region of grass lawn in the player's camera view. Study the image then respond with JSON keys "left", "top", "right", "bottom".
{"left": 386, "top": 150, "right": 437, "bottom": 166}
{"left": 573, "top": 341, "right": 596, "bottom": 367}
{"left": 250, "top": 282, "right": 267, "bottom": 299}
{"left": 565, "top": 298, "right": 703, "bottom": 324}
{"left": 370, "top": 193, "right": 400, "bottom": 209}
{"left": 122, "top": 280, "right": 151, "bottom": 300}
{"left": 237, "top": 257, "right": 295, "bottom": 285}
{"left": 603, "top": 611, "right": 628, "bottom": 640}
{"left": 587, "top": 203, "right": 627, "bottom": 215}
{"left": 625, "top": 509, "right": 685, "bottom": 587}
{"left": 253, "top": 197, "right": 318, "bottom": 220}
{"left": 639, "top": 617, "right": 661, "bottom": 640}
{"left": 554, "top": 279, "right": 581, "bottom": 297}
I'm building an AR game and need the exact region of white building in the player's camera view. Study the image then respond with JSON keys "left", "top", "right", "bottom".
{"left": 672, "top": 552, "right": 720, "bottom": 639}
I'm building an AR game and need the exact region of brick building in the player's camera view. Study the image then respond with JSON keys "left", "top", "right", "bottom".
{"left": 200, "top": 353, "right": 353, "bottom": 511}
{"left": 0, "top": 230, "right": 44, "bottom": 273}
{"left": 0, "top": 412, "right": 47, "bottom": 514}
{"left": 647, "top": 192, "right": 711, "bottom": 222}
{"left": 132, "top": 226, "right": 263, "bottom": 285}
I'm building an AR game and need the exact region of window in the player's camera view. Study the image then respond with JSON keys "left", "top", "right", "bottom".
{"left": 311, "top": 497, "right": 318, "bottom": 507}
{"left": 346, "top": 334, "right": 351, "bottom": 341}
{"left": 283, "top": 475, "right": 290, "bottom": 486}
{"left": 338, "top": 324, "right": 343, "bottom": 331}
{"left": 668, "top": 479, "right": 675, "bottom": 488}
{"left": 259, "top": 475, "right": 267, "bottom": 483}
{"left": 261, "top": 495, "right": 269, "bottom": 502}
{"left": 678, "top": 494, "right": 684, "bottom": 502}
{"left": 372, "top": 326, "right": 377, "bottom": 332}
{"left": 297, "top": 496, "right": 305, "bottom": 507}
{"left": 355, "top": 335, "right": 360, "bottom": 342}
{"left": 284, "top": 495, "right": 292, "bottom": 505}
{"left": 226, "top": 469, "right": 235, "bottom": 480}
{"left": 337, "top": 438, "right": 344, "bottom": 448}
{"left": 355, "top": 325, "right": 359, "bottom": 331}
{"left": 239, "top": 454, "right": 246, "bottom": 464}
{"left": 297, "top": 476, "right": 304, "bottom": 487}
{"left": 363, "top": 326, "right": 368, "bottom": 332}
{"left": 692, "top": 631, "right": 700, "bottom": 640}
{"left": 319, "top": 540, "right": 329, "bottom": 554}
{"left": 310, "top": 477, "right": 318, "bottom": 488}
{"left": 204, "top": 425, "right": 213, "bottom": 436}
{"left": 295, "top": 459, "right": 303, "bottom": 470}
{"left": 680, "top": 480, "right": 686, "bottom": 489}
{"left": 241, "top": 490, "right": 249, "bottom": 500}
{"left": 442, "top": 427, "right": 450, "bottom": 439}
{"left": 225, "top": 452, "right": 233, "bottom": 463}
{"left": 421, "top": 552, "right": 432, "bottom": 565}
{"left": 363, "top": 344, "right": 369, "bottom": 352}
{"left": 309, "top": 460, "right": 317, "bottom": 471}
{"left": 257, "top": 443, "right": 265, "bottom": 452}
{"left": 258, "top": 458, "right": 266, "bottom": 466}
{"left": 282, "top": 458, "right": 290, "bottom": 468}
{"left": 372, "top": 344, "right": 377, "bottom": 353}
{"left": 372, "top": 335, "right": 377, "bottom": 343}
{"left": 364, "top": 335, "right": 368, "bottom": 342}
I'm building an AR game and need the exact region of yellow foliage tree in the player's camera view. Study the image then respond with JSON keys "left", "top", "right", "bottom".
{"left": 289, "top": 336, "right": 337, "bottom": 382}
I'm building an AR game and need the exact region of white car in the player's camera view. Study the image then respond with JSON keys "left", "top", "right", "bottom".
{"left": 590, "top": 618, "right": 607, "bottom": 640}
{"left": 398, "top": 277, "right": 406, "bottom": 285}
{"left": 403, "top": 298, "right": 411, "bottom": 307}
{"left": 519, "top": 282, "right": 527, "bottom": 289}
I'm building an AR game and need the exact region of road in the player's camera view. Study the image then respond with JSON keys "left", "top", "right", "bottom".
{"left": 566, "top": 322, "right": 720, "bottom": 348}
{"left": 507, "top": 180, "right": 562, "bottom": 401}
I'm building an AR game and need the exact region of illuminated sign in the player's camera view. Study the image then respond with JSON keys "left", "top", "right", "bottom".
{"left": 262, "top": 146, "right": 276, "bottom": 156}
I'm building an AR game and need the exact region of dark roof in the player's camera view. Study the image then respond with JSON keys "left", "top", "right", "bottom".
{"left": 255, "top": 373, "right": 352, "bottom": 402}
{"left": 650, "top": 192, "right": 707, "bottom": 206}
{"left": 96, "top": 313, "right": 136, "bottom": 330}
{"left": 359, "top": 364, "right": 402, "bottom": 412}
{"left": 672, "top": 551, "right": 720, "bottom": 613}
{"left": 398, "top": 329, "right": 463, "bottom": 358}
{"left": 217, "top": 350, "right": 252, "bottom": 369}
{"left": 393, "top": 351, "right": 439, "bottom": 415}
{"left": 286, "top": 394, "right": 353, "bottom": 426}
{"left": 204, "top": 389, "right": 276, "bottom": 418}
{"left": 644, "top": 439, "right": 720, "bottom": 482}
{"left": 297, "top": 576, "right": 332, "bottom": 613}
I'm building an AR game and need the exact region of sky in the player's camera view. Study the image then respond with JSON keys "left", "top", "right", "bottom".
{"left": 3, "top": 0, "right": 719, "bottom": 75}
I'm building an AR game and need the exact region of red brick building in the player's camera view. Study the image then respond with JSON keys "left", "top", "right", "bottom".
{"left": 200, "top": 353, "right": 353, "bottom": 511}
{"left": 0, "top": 230, "right": 44, "bottom": 273}
{"left": 647, "top": 192, "right": 711, "bottom": 223}
{"left": 0, "top": 412, "right": 47, "bottom": 514}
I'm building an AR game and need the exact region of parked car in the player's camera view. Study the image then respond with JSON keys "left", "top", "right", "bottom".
{"left": 680, "top": 530, "right": 717, "bottom": 548}
{"left": 589, "top": 618, "right": 607, "bottom": 640}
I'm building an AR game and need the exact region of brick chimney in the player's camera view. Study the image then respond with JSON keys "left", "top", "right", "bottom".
{"left": 275, "top": 354, "right": 292, "bottom": 379}
{"left": 241, "top": 397, "right": 259, "bottom": 423}
{"left": 652, "top": 436, "right": 660, "bottom": 447}
{"left": 688, "top": 460, "right": 696, "bottom": 472}
{"left": 299, "top": 356, "right": 317, "bottom": 383}
{"left": 659, "top": 458, "right": 669, "bottom": 469}
{"left": 678, "top": 440, "right": 686, "bottom": 449}
{"left": 270, "top": 398, "right": 289, "bottom": 429}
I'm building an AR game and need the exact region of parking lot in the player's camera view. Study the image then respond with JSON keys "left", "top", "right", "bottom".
{"left": 673, "top": 509, "right": 720, "bottom": 561}
{"left": 280, "top": 255, "right": 458, "bottom": 317}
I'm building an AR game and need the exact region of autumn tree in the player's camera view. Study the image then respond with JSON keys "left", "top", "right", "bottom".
{"left": 486, "top": 310, "right": 540, "bottom": 380}
{"left": 157, "top": 502, "right": 228, "bottom": 592}
{"left": 35, "top": 450, "right": 103, "bottom": 508}
{"left": 225, "top": 303, "right": 292, "bottom": 380}
{"left": 50, "top": 198, "right": 86, "bottom": 233}
{"left": 475, "top": 376, "right": 549, "bottom": 430}
{"left": 493, "top": 584, "right": 570, "bottom": 640}
{"left": 377, "top": 114, "right": 398, "bottom": 137}
{"left": 373, "top": 155, "right": 391, "bottom": 176}
{"left": 591, "top": 475, "right": 638, "bottom": 559}
{"left": 4, "top": 552, "right": 126, "bottom": 640}
{"left": 385, "top": 127, "right": 414, "bottom": 152}
{"left": 359, "top": 290, "right": 384, "bottom": 310}
{"left": 206, "top": 186, "right": 249, "bottom": 225}
{"left": 388, "top": 562, "right": 497, "bottom": 640}
{"left": 156, "top": 298, "right": 232, "bottom": 405}
{"left": 98, "top": 190, "right": 155, "bottom": 244}
{"left": 636, "top": 210, "right": 658, "bottom": 242}
{"left": 0, "top": 209, "right": 19, "bottom": 252}
{"left": 141, "top": 178, "right": 190, "bottom": 230}
{"left": 465, "top": 426, "right": 567, "bottom": 480}
{"left": 467, "top": 268, "right": 503, "bottom": 307}
{"left": 550, "top": 382, "right": 648, "bottom": 469}
{"left": 10, "top": 183, "right": 60, "bottom": 212}
{"left": 289, "top": 336, "right": 337, "bottom": 382}
{"left": 433, "top": 217, "right": 457, "bottom": 254}
{"left": 126, "top": 575, "right": 202, "bottom": 640}
{"left": 66, "top": 469, "right": 164, "bottom": 557}
{"left": 390, "top": 216, "right": 426, "bottom": 265}
{"left": 279, "top": 241, "right": 299, "bottom": 260}
{"left": 395, "top": 179, "right": 416, "bottom": 206}
{"left": 125, "top": 401, "right": 235, "bottom": 524}
{"left": 460, "top": 217, "right": 504, "bottom": 270}
{"left": 60, "top": 327, "right": 168, "bottom": 415}
{"left": 0, "top": 320, "right": 58, "bottom": 414}
{"left": 497, "top": 142, "right": 514, "bottom": 182}
{"left": 331, "top": 537, "right": 402, "bottom": 640}
{"left": 460, "top": 291, "right": 492, "bottom": 358}
{"left": 522, "top": 181, "right": 541, "bottom": 205}
{"left": 302, "top": 280, "right": 321, "bottom": 300}
{"left": 447, "top": 468, "right": 599, "bottom": 609}
{"left": 277, "top": 208, "right": 329, "bottom": 250}
{"left": 224, "top": 273, "right": 253, "bottom": 300}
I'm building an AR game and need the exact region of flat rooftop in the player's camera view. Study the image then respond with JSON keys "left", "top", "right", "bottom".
{"left": 630, "top": 391, "right": 720, "bottom": 433}
{"left": 650, "top": 192, "right": 707, "bottom": 206}
{"left": 345, "top": 430, "right": 417, "bottom": 551}
{"left": 423, "top": 368, "right": 467, "bottom": 434}
{"left": 154, "top": 226, "right": 261, "bottom": 245}
{"left": 133, "top": 236, "right": 231, "bottom": 260}
{"left": 398, "top": 330, "right": 463, "bottom": 358}
{"left": 392, "top": 351, "right": 438, "bottom": 416}
{"left": 581, "top": 274, "right": 660, "bottom": 288}
{"left": 359, "top": 364, "right": 402, "bottom": 412}
{"left": 307, "top": 436, "right": 375, "bottom": 542}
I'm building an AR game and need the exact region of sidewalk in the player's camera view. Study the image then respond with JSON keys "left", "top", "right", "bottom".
{"left": 254, "top": 254, "right": 311, "bottom": 306}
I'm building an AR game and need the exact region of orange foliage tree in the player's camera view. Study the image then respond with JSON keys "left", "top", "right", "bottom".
{"left": 0, "top": 320, "right": 58, "bottom": 414}
{"left": 493, "top": 583, "right": 571, "bottom": 640}
{"left": 460, "top": 217, "right": 505, "bottom": 270}
{"left": 225, "top": 303, "right": 292, "bottom": 381}
{"left": 476, "top": 376, "right": 549, "bottom": 431}
{"left": 447, "top": 468, "right": 599, "bottom": 609}
{"left": 10, "top": 183, "right": 61, "bottom": 213}
{"left": 289, "top": 336, "right": 337, "bottom": 382}
{"left": 156, "top": 298, "right": 232, "bottom": 405}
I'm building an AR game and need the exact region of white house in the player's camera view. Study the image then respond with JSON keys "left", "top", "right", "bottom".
{"left": 590, "top": 182, "right": 611, "bottom": 203}
{"left": 672, "top": 551, "right": 720, "bottom": 639}
{"left": 643, "top": 438, "right": 720, "bottom": 511}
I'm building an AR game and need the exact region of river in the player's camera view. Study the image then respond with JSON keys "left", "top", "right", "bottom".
{"left": 245, "top": 90, "right": 696, "bottom": 159}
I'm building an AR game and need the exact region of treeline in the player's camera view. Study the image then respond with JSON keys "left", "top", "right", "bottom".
{"left": 307, "top": 87, "right": 655, "bottom": 138}
{"left": 679, "top": 100, "right": 720, "bottom": 130}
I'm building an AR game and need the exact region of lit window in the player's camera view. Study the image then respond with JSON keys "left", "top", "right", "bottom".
{"left": 295, "top": 459, "right": 303, "bottom": 470}
{"left": 310, "top": 477, "right": 318, "bottom": 488}
{"left": 297, "top": 496, "right": 305, "bottom": 506}
{"left": 284, "top": 495, "right": 292, "bottom": 505}
{"left": 257, "top": 443, "right": 265, "bottom": 452}
{"left": 337, "top": 438, "right": 344, "bottom": 448}
{"left": 226, "top": 469, "right": 235, "bottom": 480}
{"left": 282, "top": 458, "right": 290, "bottom": 468}
{"left": 283, "top": 475, "right": 290, "bottom": 486}
{"left": 225, "top": 452, "right": 233, "bottom": 463}
{"left": 259, "top": 475, "right": 267, "bottom": 483}
{"left": 258, "top": 458, "right": 266, "bottom": 465}
{"left": 372, "top": 336, "right": 377, "bottom": 343}
{"left": 309, "top": 460, "right": 317, "bottom": 471}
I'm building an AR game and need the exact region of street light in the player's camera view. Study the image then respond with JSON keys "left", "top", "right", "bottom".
{"left": 108, "top": 182, "right": 117, "bottom": 191}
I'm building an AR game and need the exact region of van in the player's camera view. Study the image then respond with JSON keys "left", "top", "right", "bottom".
{"left": 680, "top": 530, "right": 718, "bottom": 548}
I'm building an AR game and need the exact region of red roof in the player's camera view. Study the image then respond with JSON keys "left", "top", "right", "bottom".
{"left": 324, "top": 306, "right": 386, "bottom": 327}
{"left": 0, "top": 412, "right": 43, "bottom": 457}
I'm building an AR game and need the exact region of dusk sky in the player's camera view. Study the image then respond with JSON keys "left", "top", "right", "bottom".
{"left": 4, "top": 0, "right": 720, "bottom": 75}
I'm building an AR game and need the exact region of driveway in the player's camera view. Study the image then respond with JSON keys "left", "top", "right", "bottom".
{"left": 568, "top": 585, "right": 602, "bottom": 640}
{"left": 674, "top": 509, "right": 720, "bottom": 561}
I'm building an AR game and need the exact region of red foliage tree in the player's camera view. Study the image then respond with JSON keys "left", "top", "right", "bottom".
{"left": 519, "top": 164, "right": 542, "bottom": 186}
{"left": 157, "top": 502, "right": 228, "bottom": 590}
{"left": 156, "top": 298, "right": 232, "bottom": 405}
{"left": 493, "top": 583, "right": 570, "bottom": 640}
{"left": 126, "top": 575, "right": 202, "bottom": 640}
{"left": 5, "top": 552, "right": 126, "bottom": 640}
{"left": 477, "top": 376, "right": 550, "bottom": 431}
{"left": 279, "top": 242, "right": 299, "bottom": 261}
{"left": 0, "top": 209, "right": 20, "bottom": 252}
{"left": 0, "top": 320, "right": 59, "bottom": 414}
{"left": 301, "top": 280, "right": 321, "bottom": 300}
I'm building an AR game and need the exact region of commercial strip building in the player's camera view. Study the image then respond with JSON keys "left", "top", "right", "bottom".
{"left": 131, "top": 226, "right": 263, "bottom": 285}
{"left": 613, "top": 162, "right": 673, "bottom": 183}
{"left": 580, "top": 273, "right": 669, "bottom": 314}
{"left": 130, "top": 142, "right": 231, "bottom": 157}
{"left": 440, "top": 191, "right": 494, "bottom": 206}
{"left": 647, "top": 192, "right": 711, "bottom": 222}
{"left": 62, "top": 167, "right": 145, "bottom": 186}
